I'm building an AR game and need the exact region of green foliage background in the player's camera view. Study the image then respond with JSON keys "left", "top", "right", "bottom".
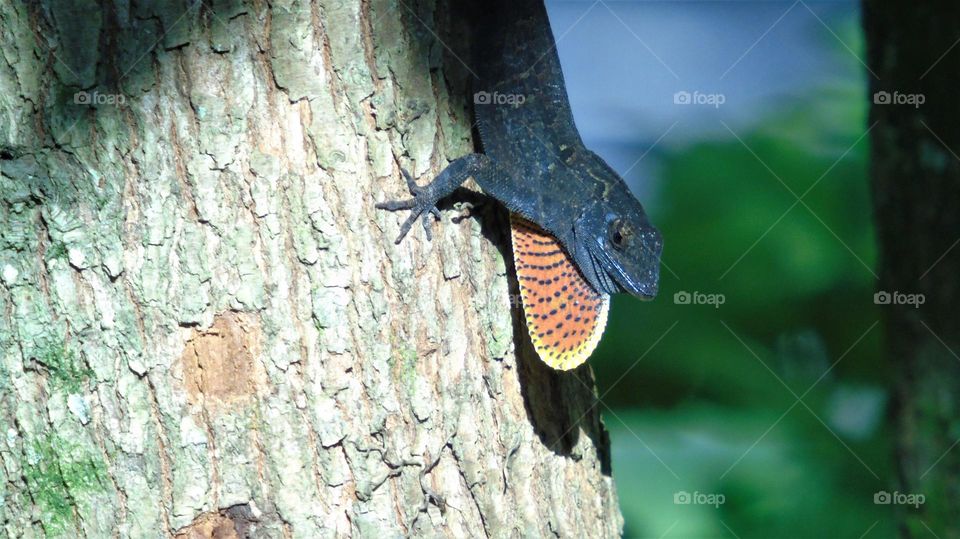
{"left": 591, "top": 17, "right": 893, "bottom": 538}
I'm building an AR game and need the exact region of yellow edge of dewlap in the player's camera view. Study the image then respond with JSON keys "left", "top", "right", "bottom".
{"left": 526, "top": 293, "right": 610, "bottom": 370}
{"left": 510, "top": 214, "right": 611, "bottom": 370}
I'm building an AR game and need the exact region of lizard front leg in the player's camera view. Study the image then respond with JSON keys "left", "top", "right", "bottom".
{"left": 377, "top": 153, "right": 549, "bottom": 244}
{"left": 377, "top": 154, "right": 492, "bottom": 243}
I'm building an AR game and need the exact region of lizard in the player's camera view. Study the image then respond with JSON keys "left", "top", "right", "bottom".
{"left": 377, "top": 0, "right": 663, "bottom": 370}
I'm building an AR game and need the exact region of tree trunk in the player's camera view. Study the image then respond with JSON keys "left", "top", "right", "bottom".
{"left": 863, "top": 1, "right": 960, "bottom": 536}
{"left": 0, "top": 1, "right": 622, "bottom": 537}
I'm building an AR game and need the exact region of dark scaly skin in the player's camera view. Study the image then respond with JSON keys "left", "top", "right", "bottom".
{"left": 377, "top": 0, "right": 662, "bottom": 299}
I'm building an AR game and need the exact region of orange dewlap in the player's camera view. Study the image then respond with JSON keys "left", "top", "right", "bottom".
{"left": 510, "top": 214, "right": 610, "bottom": 370}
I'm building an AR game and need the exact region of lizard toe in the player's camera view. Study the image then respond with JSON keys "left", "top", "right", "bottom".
{"left": 376, "top": 198, "right": 417, "bottom": 211}
{"left": 392, "top": 202, "right": 438, "bottom": 244}
{"left": 421, "top": 213, "right": 433, "bottom": 241}
{"left": 400, "top": 167, "right": 419, "bottom": 194}
{"left": 394, "top": 212, "right": 419, "bottom": 244}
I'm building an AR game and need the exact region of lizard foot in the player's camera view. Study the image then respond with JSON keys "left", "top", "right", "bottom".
{"left": 376, "top": 168, "right": 443, "bottom": 243}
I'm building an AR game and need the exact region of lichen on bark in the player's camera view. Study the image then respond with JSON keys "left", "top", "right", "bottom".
{"left": 0, "top": 1, "right": 622, "bottom": 537}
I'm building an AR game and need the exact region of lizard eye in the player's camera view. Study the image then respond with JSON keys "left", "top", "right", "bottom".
{"left": 608, "top": 218, "right": 630, "bottom": 250}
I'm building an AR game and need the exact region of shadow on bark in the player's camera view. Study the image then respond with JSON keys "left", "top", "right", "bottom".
{"left": 7, "top": 0, "right": 240, "bottom": 158}
{"left": 444, "top": 186, "right": 613, "bottom": 475}
{"left": 507, "top": 240, "right": 614, "bottom": 476}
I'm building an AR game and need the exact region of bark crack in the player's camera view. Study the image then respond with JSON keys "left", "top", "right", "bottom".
{"left": 145, "top": 376, "right": 175, "bottom": 536}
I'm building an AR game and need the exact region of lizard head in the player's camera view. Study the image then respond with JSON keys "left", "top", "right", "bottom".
{"left": 572, "top": 156, "right": 663, "bottom": 300}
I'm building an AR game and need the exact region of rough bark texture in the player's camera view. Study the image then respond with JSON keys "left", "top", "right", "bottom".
{"left": 863, "top": 1, "right": 960, "bottom": 536}
{"left": 0, "top": 1, "right": 622, "bottom": 537}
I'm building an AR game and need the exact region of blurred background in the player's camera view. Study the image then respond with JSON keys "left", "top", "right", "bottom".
{"left": 544, "top": 1, "right": 887, "bottom": 537}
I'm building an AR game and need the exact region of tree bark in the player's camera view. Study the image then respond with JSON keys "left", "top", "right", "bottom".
{"left": 0, "top": 1, "right": 622, "bottom": 537}
{"left": 863, "top": 1, "right": 960, "bottom": 536}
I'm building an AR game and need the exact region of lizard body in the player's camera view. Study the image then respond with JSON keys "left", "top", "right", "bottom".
{"left": 377, "top": 0, "right": 662, "bottom": 369}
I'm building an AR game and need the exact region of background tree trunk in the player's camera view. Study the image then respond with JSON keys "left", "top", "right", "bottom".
{"left": 0, "top": 1, "right": 622, "bottom": 537}
{"left": 864, "top": 1, "right": 960, "bottom": 536}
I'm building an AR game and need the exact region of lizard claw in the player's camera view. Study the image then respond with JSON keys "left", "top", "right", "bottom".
{"left": 376, "top": 168, "right": 442, "bottom": 244}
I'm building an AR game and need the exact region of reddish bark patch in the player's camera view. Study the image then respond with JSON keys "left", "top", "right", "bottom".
{"left": 180, "top": 312, "right": 265, "bottom": 410}
{"left": 175, "top": 512, "right": 239, "bottom": 539}
{"left": 175, "top": 504, "right": 258, "bottom": 538}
